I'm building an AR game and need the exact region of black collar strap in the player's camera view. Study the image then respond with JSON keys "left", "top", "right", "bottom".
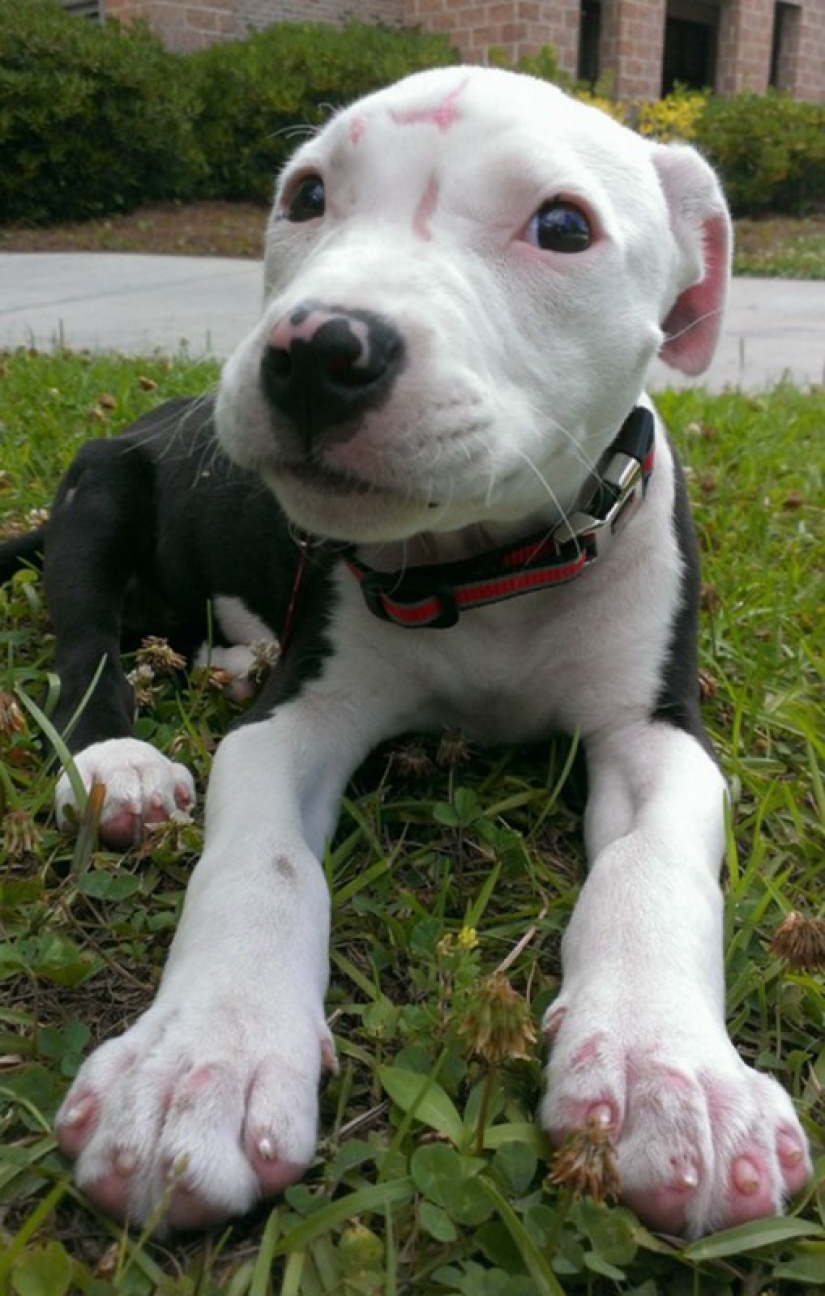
{"left": 344, "top": 405, "right": 656, "bottom": 629}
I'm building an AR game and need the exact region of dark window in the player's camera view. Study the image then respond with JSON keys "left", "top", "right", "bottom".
{"left": 662, "top": 16, "right": 715, "bottom": 93}
{"left": 770, "top": 2, "right": 799, "bottom": 89}
{"left": 578, "top": 0, "right": 602, "bottom": 86}
{"left": 61, "top": 1, "right": 102, "bottom": 17}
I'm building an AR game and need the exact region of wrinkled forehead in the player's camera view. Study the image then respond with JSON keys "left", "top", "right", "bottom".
{"left": 284, "top": 68, "right": 662, "bottom": 226}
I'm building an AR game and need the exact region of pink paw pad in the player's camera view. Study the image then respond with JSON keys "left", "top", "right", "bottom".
{"left": 99, "top": 811, "right": 144, "bottom": 850}
{"left": 622, "top": 1175, "right": 698, "bottom": 1235}
{"left": 166, "top": 1183, "right": 238, "bottom": 1233}
{"left": 83, "top": 1164, "right": 134, "bottom": 1222}
{"left": 247, "top": 1134, "right": 307, "bottom": 1196}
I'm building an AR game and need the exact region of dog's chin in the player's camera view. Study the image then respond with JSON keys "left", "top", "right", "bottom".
{"left": 263, "top": 463, "right": 434, "bottom": 544}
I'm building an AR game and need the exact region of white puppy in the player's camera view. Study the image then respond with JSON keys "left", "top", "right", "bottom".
{"left": 54, "top": 67, "right": 810, "bottom": 1237}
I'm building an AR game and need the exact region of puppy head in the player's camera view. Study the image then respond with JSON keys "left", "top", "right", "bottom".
{"left": 216, "top": 67, "right": 730, "bottom": 543}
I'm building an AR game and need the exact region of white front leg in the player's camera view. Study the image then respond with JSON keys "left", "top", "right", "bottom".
{"left": 55, "top": 701, "right": 370, "bottom": 1232}
{"left": 541, "top": 721, "right": 810, "bottom": 1236}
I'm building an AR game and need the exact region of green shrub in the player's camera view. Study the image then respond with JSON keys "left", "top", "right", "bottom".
{"left": 0, "top": 0, "right": 204, "bottom": 223}
{"left": 189, "top": 22, "right": 457, "bottom": 203}
{"left": 694, "top": 91, "right": 825, "bottom": 216}
{"left": 4, "top": 5, "right": 824, "bottom": 226}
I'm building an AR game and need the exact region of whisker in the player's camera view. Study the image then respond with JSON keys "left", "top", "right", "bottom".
{"left": 662, "top": 305, "right": 724, "bottom": 348}
{"left": 510, "top": 445, "right": 581, "bottom": 557}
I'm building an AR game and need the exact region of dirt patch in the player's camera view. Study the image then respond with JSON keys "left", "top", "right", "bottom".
{"left": 0, "top": 201, "right": 269, "bottom": 259}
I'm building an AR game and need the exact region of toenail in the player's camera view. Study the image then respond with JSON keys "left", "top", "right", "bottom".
{"left": 63, "top": 1094, "right": 95, "bottom": 1126}
{"left": 542, "top": 1006, "right": 565, "bottom": 1039}
{"left": 114, "top": 1148, "right": 137, "bottom": 1175}
{"left": 586, "top": 1102, "right": 615, "bottom": 1131}
{"left": 258, "top": 1136, "right": 277, "bottom": 1161}
{"left": 733, "top": 1158, "right": 761, "bottom": 1195}
{"left": 777, "top": 1131, "right": 803, "bottom": 1167}
{"left": 321, "top": 1037, "right": 339, "bottom": 1074}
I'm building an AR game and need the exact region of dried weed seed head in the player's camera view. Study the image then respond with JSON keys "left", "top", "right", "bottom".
{"left": 248, "top": 639, "right": 280, "bottom": 685}
{"left": 771, "top": 911, "right": 825, "bottom": 972}
{"left": 393, "top": 741, "right": 434, "bottom": 778}
{"left": 0, "top": 691, "right": 26, "bottom": 739}
{"left": 437, "top": 728, "right": 472, "bottom": 769}
{"left": 547, "top": 1113, "right": 622, "bottom": 1204}
{"left": 3, "top": 807, "right": 42, "bottom": 860}
{"left": 136, "top": 636, "right": 186, "bottom": 674}
{"left": 126, "top": 663, "right": 158, "bottom": 710}
{"left": 458, "top": 971, "right": 537, "bottom": 1066}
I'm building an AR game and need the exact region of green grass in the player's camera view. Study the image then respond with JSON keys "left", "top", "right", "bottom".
{"left": 733, "top": 218, "right": 825, "bottom": 280}
{"left": 1, "top": 351, "right": 824, "bottom": 1295}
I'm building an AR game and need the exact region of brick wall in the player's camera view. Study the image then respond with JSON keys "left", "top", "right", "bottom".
{"left": 101, "top": 0, "right": 825, "bottom": 100}
{"left": 717, "top": 0, "right": 774, "bottom": 93}
{"left": 237, "top": 0, "right": 405, "bottom": 37}
{"left": 104, "top": 0, "right": 404, "bottom": 52}
{"left": 406, "top": 0, "right": 580, "bottom": 72}
{"left": 790, "top": 0, "right": 825, "bottom": 99}
{"left": 599, "top": 0, "right": 665, "bottom": 98}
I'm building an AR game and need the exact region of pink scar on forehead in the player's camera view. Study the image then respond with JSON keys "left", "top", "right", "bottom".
{"left": 413, "top": 176, "right": 440, "bottom": 242}
{"left": 348, "top": 115, "right": 367, "bottom": 146}
{"left": 389, "top": 78, "right": 468, "bottom": 132}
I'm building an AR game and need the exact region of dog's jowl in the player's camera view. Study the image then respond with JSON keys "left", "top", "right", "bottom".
{"left": 1, "top": 67, "right": 810, "bottom": 1236}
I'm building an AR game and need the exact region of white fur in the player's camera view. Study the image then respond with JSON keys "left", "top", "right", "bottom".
{"left": 55, "top": 738, "right": 195, "bottom": 840}
{"left": 213, "top": 594, "right": 275, "bottom": 648}
{"left": 56, "top": 68, "right": 808, "bottom": 1236}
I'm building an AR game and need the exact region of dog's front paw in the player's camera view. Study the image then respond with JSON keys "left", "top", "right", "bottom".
{"left": 55, "top": 992, "right": 334, "bottom": 1231}
{"left": 541, "top": 1004, "right": 810, "bottom": 1237}
{"left": 56, "top": 738, "right": 196, "bottom": 848}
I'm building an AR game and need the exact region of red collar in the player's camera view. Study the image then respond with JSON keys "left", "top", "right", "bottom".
{"left": 343, "top": 407, "right": 656, "bottom": 629}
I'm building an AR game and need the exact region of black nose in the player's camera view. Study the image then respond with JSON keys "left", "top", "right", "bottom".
{"left": 260, "top": 305, "right": 405, "bottom": 442}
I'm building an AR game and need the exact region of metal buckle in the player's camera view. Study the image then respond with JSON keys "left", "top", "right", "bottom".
{"left": 550, "top": 452, "right": 644, "bottom": 566}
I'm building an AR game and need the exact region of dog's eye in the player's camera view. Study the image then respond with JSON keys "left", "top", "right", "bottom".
{"left": 529, "top": 201, "right": 592, "bottom": 253}
{"left": 283, "top": 174, "right": 326, "bottom": 223}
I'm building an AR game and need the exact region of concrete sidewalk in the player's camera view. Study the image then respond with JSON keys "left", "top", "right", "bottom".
{"left": 1, "top": 251, "right": 823, "bottom": 391}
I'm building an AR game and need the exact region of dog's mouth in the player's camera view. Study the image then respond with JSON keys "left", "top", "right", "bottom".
{"left": 275, "top": 459, "right": 383, "bottom": 499}
{"left": 262, "top": 455, "right": 441, "bottom": 543}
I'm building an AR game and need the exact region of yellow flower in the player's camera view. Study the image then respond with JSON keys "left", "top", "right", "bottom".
{"left": 457, "top": 926, "right": 479, "bottom": 950}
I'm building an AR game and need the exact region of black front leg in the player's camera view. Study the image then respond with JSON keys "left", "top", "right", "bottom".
{"left": 44, "top": 437, "right": 158, "bottom": 751}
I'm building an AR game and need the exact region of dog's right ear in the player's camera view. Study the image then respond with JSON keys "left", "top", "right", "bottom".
{"left": 652, "top": 145, "right": 732, "bottom": 376}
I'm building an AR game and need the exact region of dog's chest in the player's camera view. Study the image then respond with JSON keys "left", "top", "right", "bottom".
{"left": 327, "top": 572, "right": 635, "bottom": 746}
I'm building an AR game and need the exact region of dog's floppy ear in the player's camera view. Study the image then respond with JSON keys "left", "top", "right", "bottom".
{"left": 652, "top": 144, "right": 731, "bottom": 375}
